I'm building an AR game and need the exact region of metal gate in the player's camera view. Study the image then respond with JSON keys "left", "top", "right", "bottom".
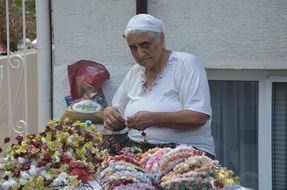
{"left": 0, "top": 0, "right": 38, "bottom": 148}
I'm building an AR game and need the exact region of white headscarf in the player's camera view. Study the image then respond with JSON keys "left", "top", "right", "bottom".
{"left": 123, "top": 14, "right": 165, "bottom": 36}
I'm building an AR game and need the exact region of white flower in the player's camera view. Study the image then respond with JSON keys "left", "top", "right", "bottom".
{"left": 67, "top": 135, "right": 75, "bottom": 144}
{"left": 19, "top": 178, "right": 27, "bottom": 185}
{"left": 2, "top": 179, "right": 17, "bottom": 189}
{"left": 58, "top": 172, "right": 69, "bottom": 179}
{"left": 53, "top": 151, "right": 61, "bottom": 162}
{"left": 18, "top": 157, "right": 27, "bottom": 164}
{"left": 20, "top": 171, "right": 30, "bottom": 180}
{"left": 65, "top": 151, "right": 73, "bottom": 158}
{"left": 63, "top": 186, "right": 74, "bottom": 190}
{"left": 40, "top": 170, "right": 52, "bottom": 180}
{"left": 4, "top": 171, "right": 11, "bottom": 176}
{"left": 28, "top": 165, "right": 38, "bottom": 177}
{"left": 2, "top": 181, "right": 11, "bottom": 189}
{"left": 52, "top": 172, "right": 69, "bottom": 186}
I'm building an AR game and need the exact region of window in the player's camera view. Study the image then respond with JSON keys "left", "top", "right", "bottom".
{"left": 209, "top": 80, "right": 258, "bottom": 189}
{"left": 272, "top": 82, "right": 287, "bottom": 190}
{"left": 207, "top": 70, "right": 287, "bottom": 190}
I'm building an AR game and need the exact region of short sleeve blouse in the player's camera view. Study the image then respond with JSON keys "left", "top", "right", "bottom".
{"left": 112, "top": 51, "right": 214, "bottom": 155}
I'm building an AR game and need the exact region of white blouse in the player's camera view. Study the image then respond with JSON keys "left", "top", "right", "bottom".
{"left": 112, "top": 51, "right": 215, "bottom": 155}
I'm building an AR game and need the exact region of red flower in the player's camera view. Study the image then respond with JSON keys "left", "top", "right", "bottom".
{"left": 60, "top": 154, "right": 71, "bottom": 163}
{"left": 30, "top": 140, "right": 40, "bottom": 148}
{"left": 37, "top": 160, "right": 47, "bottom": 168}
{"left": 44, "top": 179, "right": 52, "bottom": 187}
{"left": 44, "top": 125, "right": 52, "bottom": 132}
{"left": 13, "top": 153, "right": 20, "bottom": 159}
{"left": 4, "top": 137, "right": 10, "bottom": 143}
{"left": 3, "top": 175, "right": 9, "bottom": 180}
{"left": 67, "top": 129, "right": 73, "bottom": 135}
{"left": 107, "top": 137, "right": 113, "bottom": 144}
{"left": 55, "top": 125, "right": 63, "bottom": 131}
{"left": 16, "top": 135, "right": 24, "bottom": 144}
{"left": 44, "top": 152, "right": 52, "bottom": 161}
{"left": 84, "top": 133, "right": 93, "bottom": 141}
{"left": 79, "top": 141, "right": 85, "bottom": 146}
{"left": 70, "top": 161, "right": 85, "bottom": 169}
{"left": 22, "top": 163, "right": 31, "bottom": 170}
{"left": 69, "top": 168, "right": 90, "bottom": 183}
{"left": 13, "top": 171, "right": 20, "bottom": 177}
{"left": 214, "top": 180, "right": 224, "bottom": 188}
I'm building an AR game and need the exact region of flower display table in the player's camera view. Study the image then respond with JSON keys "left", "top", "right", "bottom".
{"left": 0, "top": 120, "right": 251, "bottom": 190}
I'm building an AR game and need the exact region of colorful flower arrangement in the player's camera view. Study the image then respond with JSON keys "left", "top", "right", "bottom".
{"left": 99, "top": 145, "right": 240, "bottom": 190}
{"left": 98, "top": 154, "right": 156, "bottom": 190}
{"left": 0, "top": 119, "right": 108, "bottom": 189}
{"left": 1, "top": 119, "right": 241, "bottom": 190}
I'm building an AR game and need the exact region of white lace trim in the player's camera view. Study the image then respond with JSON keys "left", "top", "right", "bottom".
{"left": 140, "top": 55, "right": 174, "bottom": 94}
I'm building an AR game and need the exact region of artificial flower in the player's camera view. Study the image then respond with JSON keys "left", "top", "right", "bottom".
{"left": 0, "top": 119, "right": 108, "bottom": 189}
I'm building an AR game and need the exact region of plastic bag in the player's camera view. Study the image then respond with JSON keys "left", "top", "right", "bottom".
{"left": 61, "top": 60, "right": 110, "bottom": 124}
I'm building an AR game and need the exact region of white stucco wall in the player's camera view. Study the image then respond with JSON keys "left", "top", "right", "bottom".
{"left": 52, "top": 0, "right": 287, "bottom": 117}
{"left": 52, "top": 0, "right": 137, "bottom": 117}
{"left": 148, "top": 0, "right": 287, "bottom": 69}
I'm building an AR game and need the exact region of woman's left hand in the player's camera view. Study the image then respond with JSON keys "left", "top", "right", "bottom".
{"left": 126, "top": 111, "right": 154, "bottom": 131}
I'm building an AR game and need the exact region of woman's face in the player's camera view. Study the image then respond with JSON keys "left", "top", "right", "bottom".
{"left": 126, "top": 32, "right": 164, "bottom": 69}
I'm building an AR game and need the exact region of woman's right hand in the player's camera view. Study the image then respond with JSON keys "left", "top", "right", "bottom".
{"left": 103, "top": 106, "right": 126, "bottom": 131}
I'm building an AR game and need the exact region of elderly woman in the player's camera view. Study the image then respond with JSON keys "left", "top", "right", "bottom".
{"left": 104, "top": 14, "right": 215, "bottom": 159}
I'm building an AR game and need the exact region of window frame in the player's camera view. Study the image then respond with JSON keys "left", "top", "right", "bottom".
{"left": 207, "top": 69, "right": 287, "bottom": 190}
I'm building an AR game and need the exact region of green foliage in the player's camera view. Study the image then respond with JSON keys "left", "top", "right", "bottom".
{"left": 0, "top": 0, "right": 36, "bottom": 51}
{"left": 14, "top": 0, "right": 35, "bottom": 16}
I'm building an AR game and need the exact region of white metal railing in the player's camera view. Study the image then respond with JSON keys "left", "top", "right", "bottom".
{"left": 5, "top": 0, "right": 29, "bottom": 136}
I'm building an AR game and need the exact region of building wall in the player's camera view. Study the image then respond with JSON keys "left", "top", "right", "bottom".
{"left": 52, "top": 0, "right": 136, "bottom": 117}
{"left": 52, "top": 0, "right": 287, "bottom": 117}
{"left": 148, "top": 0, "right": 287, "bottom": 69}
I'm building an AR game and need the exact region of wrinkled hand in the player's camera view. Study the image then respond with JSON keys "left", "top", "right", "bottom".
{"left": 103, "top": 106, "right": 125, "bottom": 131}
{"left": 126, "top": 111, "right": 153, "bottom": 131}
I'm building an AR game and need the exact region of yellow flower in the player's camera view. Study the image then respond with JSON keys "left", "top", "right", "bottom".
{"left": 60, "top": 163, "right": 69, "bottom": 170}
{"left": 11, "top": 184, "right": 21, "bottom": 190}
{"left": 35, "top": 175, "right": 45, "bottom": 186}
{"left": 224, "top": 178, "right": 235, "bottom": 186}
{"left": 69, "top": 176, "right": 80, "bottom": 186}
{"left": 48, "top": 168, "right": 57, "bottom": 177}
